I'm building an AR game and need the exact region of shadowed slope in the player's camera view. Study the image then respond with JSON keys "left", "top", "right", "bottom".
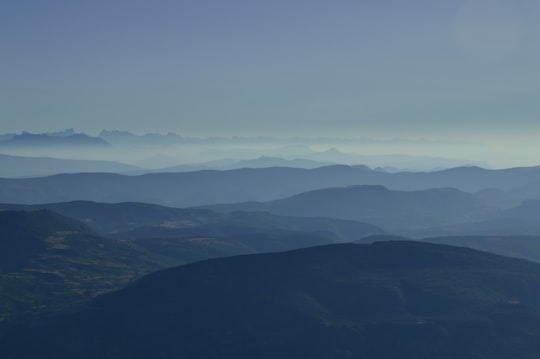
{"left": 0, "top": 210, "right": 165, "bottom": 329}
{"left": 5, "top": 241, "right": 540, "bottom": 358}
{"left": 206, "top": 185, "right": 487, "bottom": 231}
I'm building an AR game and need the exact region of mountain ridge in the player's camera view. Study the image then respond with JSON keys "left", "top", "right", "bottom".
{"left": 204, "top": 184, "right": 489, "bottom": 232}
{"left": 0, "top": 153, "right": 142, "bottom": 178}
{"left": 0, "top": 132, "right": 110, "bottom": 148}
{"left": 2, "top": 164, "right": 540, "bottom": 207}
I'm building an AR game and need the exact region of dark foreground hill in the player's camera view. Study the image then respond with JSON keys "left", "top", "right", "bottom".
{"left": 5, "top": 241, "right": 540, "bottom": 358}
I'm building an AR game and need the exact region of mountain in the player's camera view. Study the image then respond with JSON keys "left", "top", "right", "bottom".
{"left": 303, "top": 148, "right": 487, "bottom": 170}
{"left": 0, "top": 201, "right": 383, "bottom": 242}
{"left": 154, "top": 156, "right": 335, "bottom": 173}
{"left": 0, "top": 208, "right": 355, "bottom": 331}
{"left": 0, "top": 210, "right": 165, "bottom": 329}
{"left": 205, "top": 185, "right": 489, "bottom": 232}
{"left": 5, "top": 241, "right": 540, "bottom": 358}
{"left": 2, "top": 165, "right": 540, "bottom": 207}
{"left": 0, "top": 131, "right": 110, "bottom": 148}
{"left": 0, "top": 153, "right": 142, "bottom": 178}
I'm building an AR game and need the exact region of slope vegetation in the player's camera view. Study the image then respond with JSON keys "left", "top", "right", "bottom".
{"left": 5, "top": 241, "right": 540, "bottom": 358}
{"left": 0, "top": 210, "right": 164, "bottom": 329}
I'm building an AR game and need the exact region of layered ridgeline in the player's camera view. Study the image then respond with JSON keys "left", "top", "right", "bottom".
{"left": 3, "top": 189, "right": 540, "bottom": 238}
{"left": 0, "top": 131, "right": 109, "bottom": 148}
{"left": 0, "top": 207, "right": 371, "bottom": 330}
{"left": 0, "top": 201, "right": 382, "bottom": 242}
{"left": 205, "top": 185, "right": 489, "bottom": 232}
{"left": 4, "top": 241, "right": 540, "bottom": 358}
{"left": 4, "top": 200, "right": 540, "bottom": 264}
{"left": 2, "top": 165, "right": 540, "bottom": 207}
{"left": 205, "top": 185, "right": 540, "bottom": 235}
{"left": 0, "top": 153, "right": 143, "bottom": 178}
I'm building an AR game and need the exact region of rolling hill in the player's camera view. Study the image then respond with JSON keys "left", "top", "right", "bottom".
{"left": 5, "top": 241, "right": 540, "bottom": 358}
{"left": 205, "top": 185, "right": 490, "bottom": 232}
{"left": 0, "top": 208, "right": 361, "bottom": 330}
{"left": 0, "top": 201, "right": 383, "bottom": 242}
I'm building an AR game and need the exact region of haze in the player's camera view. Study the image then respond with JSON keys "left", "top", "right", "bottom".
{"left": 1, "top": 0, "right": 539, "bottom": 168}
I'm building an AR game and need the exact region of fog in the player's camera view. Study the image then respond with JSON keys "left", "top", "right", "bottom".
{"left": 2, "top": 131, "right": 538, "bottom": 172}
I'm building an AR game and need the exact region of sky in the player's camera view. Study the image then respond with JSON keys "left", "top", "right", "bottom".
{"left": 1, "top": 0, "right": 539, "bottom": 144}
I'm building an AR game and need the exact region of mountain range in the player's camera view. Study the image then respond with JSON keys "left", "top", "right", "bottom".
{"left": 152, "top": 156, "right": 335, "bottom": 173}
{"left": 4, "top": 200, "right": 540, "bottom": 264}
{"left": 4, "top": 205, "right": 540, "bottom": 357}
{"left": 0, "top": 201, "right": 382, "bottom": 241}
{"left": 0, "top": 206, "right": 380, "bottom": 331}
{"left": 0, "top": 153, "right": 143, "bottom": 178}
{"left": 0, "top": 131, "right": 109, "bottom": 148}
{"left": 0, "top": 130, "right": 487, "bottom": 171}
{"left": 2, "top": 165, "right": 540, "bottom": 208}
{"left": 3, "top": 130, "right": 540, "bottom": 357}
{"left": 205, "top": 185, "right": 489, "bottom": 232}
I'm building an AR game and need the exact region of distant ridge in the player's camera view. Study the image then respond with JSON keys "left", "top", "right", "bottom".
{"left": 2, "top": 164, "right": 540, "bottom": 207}
{"left": 205, "top": 185, "right": 486, "bottom": 231}
{"left": 156, "top": 156, "right": 335, "bottom": 172}
{"left": 0, "top": 153, "right": 141, "bottom": 178}
{"left": 0, "top": 131, "right": 110, "bottom": 148}
{"left": 98, "top": 129, "right": 182, "bottom": 145}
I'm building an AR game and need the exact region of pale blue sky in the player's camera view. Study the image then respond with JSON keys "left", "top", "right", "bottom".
{"left": 1, "top": 0, "right": 539, "bottom": 139}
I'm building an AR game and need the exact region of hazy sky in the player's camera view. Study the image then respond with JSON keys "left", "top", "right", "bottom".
{"left": 1, "top": 0, "right": 539, "bottom": 140}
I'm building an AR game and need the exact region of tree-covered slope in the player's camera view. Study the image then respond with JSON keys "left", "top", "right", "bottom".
{"left": 0, "top": 210, "right": 165, "bottom": 329}
{"left": 5, "top": 241, "right": 540, "bottom": 358}
{"left": 0, "top": 209, "right": 343, "bottom": 331}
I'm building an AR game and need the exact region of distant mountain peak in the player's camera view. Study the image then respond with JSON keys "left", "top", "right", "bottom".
{"left": 0, "top": 131, "right": 110, "bottom": 148}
